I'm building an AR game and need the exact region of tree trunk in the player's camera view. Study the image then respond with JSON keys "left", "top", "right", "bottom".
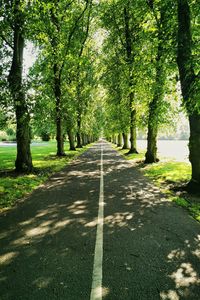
{"left": 88, "top": 135, "right": 91, "bottom": 144}
{"left": 54, "top": 64, "right": 65, "bottom": 156}
{"left": 188, "top": 115, "right": 200, "bottom": 191}
{"left": 122, "top": 133, "right": 129, "bottom": 149}
{"left": 145, "top": 119, "right": 158, "bottom": 163}
{"left": 111, "top": 134, "right": 115, "bottom": 144}
{"left": 145, "top": 64, "right": 163, "bottom": 163}
{"left": 177, "top": 0, "right": 200, "bottom": 192}
{"left": 145, "top": 99, "right": 159, "bottom": 163}
{"left": 117, "top": 133, "right": 122, "bottom": 147}
{"left": 8, "top": 1, "right": 33, "bottom": 172}
{"left": 67, "top": 129, "right": 76, "bottom": 151}
{"left": 81, "top": 133, "right": 86, "bottom": 146}
{"left": 76, "top": 132, "right": 82, "bottom": 148}
{"left": 129, "top": 107, "right": 138, "bottom": 154}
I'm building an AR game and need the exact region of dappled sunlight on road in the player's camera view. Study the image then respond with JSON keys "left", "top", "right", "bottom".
{"left": 160, "top": 290, "right": 180, "bottom": 300}
{"left": 170, "top": 262, "right": 200, "bottom": 288}
{"left": 0, "top": 251, "right": 19, "bottom": 266}
{"left": 0, "top": 144, "right": 102, "bottom": 299}
{"left": 101, "top": 144, "right": 200, "bottom": 299}
{"left": 0, "top": 141, "right": 199, "bottom": 299}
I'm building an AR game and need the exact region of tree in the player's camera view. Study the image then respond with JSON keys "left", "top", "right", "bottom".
{"left": 1, "top": 0, "right": 33, "bottom": 172}
{"left": 144, "top": 1, "right": 167, "bottom": 163}
{"left": 177, "top": 0, "right": 200, "bottom": 192}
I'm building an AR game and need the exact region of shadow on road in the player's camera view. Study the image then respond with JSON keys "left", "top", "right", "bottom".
{"left": 0, "top": 142, "right": 199, "bottom": 300}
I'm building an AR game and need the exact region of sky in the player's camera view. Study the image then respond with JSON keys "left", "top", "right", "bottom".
{"left": 23, "top": 42, "right": 38, "bottom": 76}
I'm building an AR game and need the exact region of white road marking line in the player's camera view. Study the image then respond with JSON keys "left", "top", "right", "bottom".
{"left": 90, "top": 142, "right": 104, "bottom": 300}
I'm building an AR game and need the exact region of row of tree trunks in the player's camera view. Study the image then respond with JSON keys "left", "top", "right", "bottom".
{"left": 109, "top": 132, "right": 130, "bottom": 150}
{"left": 68, "top": 131, "right": 95, "bottom": 150}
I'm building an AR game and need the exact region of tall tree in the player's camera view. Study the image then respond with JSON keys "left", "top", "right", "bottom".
{"left": 177, "top": 0, "right": 200, "bottom": 192}
{"left": 145, "top": 1, "right": 166, "bottom": 163}
{"left": 123, "top": 3, "right": 138, "bottom": 153}
{"left": 5, "top": 0, "right": 33, "bottom": 172}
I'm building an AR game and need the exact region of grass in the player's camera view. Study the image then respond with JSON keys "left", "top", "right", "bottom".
{"left": 143, "top": 161, "right": 191, "bottom": 184}
{"left": 114, "top": 143, "right": 200, "bottom": 222}
{"left": 0, "top": 141, "right": 89, "bottom": 210}
{"left": 113, "top": 145, "right": 145, "bottom": 161}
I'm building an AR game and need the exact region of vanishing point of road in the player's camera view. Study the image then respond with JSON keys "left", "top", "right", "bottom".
{"left": 0, "top": 140, "right": 199, "bottom": 299}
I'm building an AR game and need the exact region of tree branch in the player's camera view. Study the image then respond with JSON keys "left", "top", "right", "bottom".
{"left": 0, "top": 33, "right": 14, "bottom": 50}
{"left": 60, "top": 0, "right": 91, "bottom": 76}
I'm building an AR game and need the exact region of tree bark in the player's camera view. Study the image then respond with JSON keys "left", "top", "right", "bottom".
{"left": 122, "top": 133, "right": 129, "bottom": 149}
{"left": 177, "top": 0, "right": 200, "bottom": 192}
{"left": 53, "top": 64, "right": 65, "bottom": 156}
{"left": 8, "top": 0, "right": 33, "bottom": 172}
{"left": 145, "top": 116, "right": 158, "bottom": 163}
{"left": 112, "top": 134, "right": 115, "bottom": 144}
{"left": 129, "top": 105, "right": 138, "bottom": 154}
{"left": 81, "top": 133, "right": 86, "bottom": 146}
{"left": 76, "top": 116, "right": 82, "bottom": 148}
{"left": 67, "top": 129, "right": 76, "bottom": 151}
{"left": 117, "top": 133, "right": 122, "bottom": 147}
{"left": 145, "top": 59, "right": 163, "bottom": 163}
{"left": 188, "top": 115, "right": 200, "bottom": 191}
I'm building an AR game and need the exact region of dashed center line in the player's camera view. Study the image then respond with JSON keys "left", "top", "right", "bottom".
{"left": 90, "top": 142, "right": 104, "bottom": 300}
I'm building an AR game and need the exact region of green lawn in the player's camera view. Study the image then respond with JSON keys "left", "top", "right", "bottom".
{"left": 113, "top": 146, "right": 146, "bottom": 161}
{"left": 0, "top": 141, "right": 89, "bottom": 210}
{"left": 115, "top": 144, "right": 200, "bottom": 222}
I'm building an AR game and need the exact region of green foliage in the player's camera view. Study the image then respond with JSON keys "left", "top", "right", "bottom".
{"left": 171, "top": 196, "right": 189, "bottom": 208}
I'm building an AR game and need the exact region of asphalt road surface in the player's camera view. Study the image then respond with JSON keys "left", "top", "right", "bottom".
{"left": 0, "top": 140, "right": 199, "bottom": 300}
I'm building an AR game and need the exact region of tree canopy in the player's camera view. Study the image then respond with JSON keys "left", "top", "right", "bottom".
{"left": 0, "top": 0, "right": 199, "bottom": 191}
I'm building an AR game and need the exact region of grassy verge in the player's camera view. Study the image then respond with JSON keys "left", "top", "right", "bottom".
{"left": 114, "top": 145, "right": 200, "bottom": 222}
{"left": 0, "top": 141, "right": 90, "bottom": 210}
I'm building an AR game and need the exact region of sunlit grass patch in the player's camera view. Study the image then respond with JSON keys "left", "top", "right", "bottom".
{"left": 0, "top": 141, "right": 90, "bottom": 210}
{"left": 113, "top": 145, "right": 145, "bottom": 161}
{"left": 143, "top": 161, "right": 191, "bottom": 184}
{"left": 0, "top": 175, "right": 44, "bottom": 208}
